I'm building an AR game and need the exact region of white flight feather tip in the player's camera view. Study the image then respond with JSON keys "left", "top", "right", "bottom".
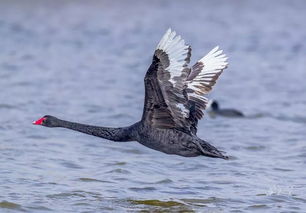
{"left": 156, "top": 29, "right": 189, "bottom": 79}
{"left": 186, "top": 46, "right": 228, "bottom": 101}
{"left": 156, "top": 28, "right": 191, "bottom": 119}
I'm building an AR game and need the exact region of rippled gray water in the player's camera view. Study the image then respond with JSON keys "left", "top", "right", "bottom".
{"left": 1, "top": 0, "right": 306, "bottom": 212}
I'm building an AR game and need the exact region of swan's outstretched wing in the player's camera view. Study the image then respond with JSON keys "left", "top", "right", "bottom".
{"left": 142, "top": 29, "right": 192, "bottom": 130}
{"left": 142, "top": 29, "right": 228, "bottom": 134}
{"left": 186, "top": 46, "right": 228, "bottom": 134}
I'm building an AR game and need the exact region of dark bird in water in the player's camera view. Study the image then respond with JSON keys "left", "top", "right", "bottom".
{"left": 207, "top": 100, "right": 244, "bottom": 118}
{"left": 33, "top": 29, "right": 229, "bottom": 159}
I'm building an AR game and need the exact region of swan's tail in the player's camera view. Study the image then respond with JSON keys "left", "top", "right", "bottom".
{"left": 196, "top": 139, "right": 229, "bottom": 160}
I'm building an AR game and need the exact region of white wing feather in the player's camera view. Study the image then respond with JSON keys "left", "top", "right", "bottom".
{"left": 156, "top": 29, "right": 190, "bottom": 85}
{"left": 155, "top": 29, "right": 191, "bottom": 120}
{"left": 187, "top": 46, "right": 228, "bottom": 109}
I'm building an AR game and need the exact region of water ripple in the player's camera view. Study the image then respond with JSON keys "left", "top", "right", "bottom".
{"left": 0, "top": 0, "right": 306, "bottom": 212}
{"left": 0, "top": 201, "right": 22, "bottom": 210}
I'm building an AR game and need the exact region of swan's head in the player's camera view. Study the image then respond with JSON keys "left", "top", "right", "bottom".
{"left": 33, "top": 115, "right": 59, "bottom": 127}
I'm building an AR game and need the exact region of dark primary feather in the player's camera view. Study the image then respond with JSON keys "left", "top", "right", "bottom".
{"left": 187, "top": 62, "right": 204, "bottom": 81}
{"left": 142, "top": 33, "right": 193, "bottom": 132}
{"left": 142, "top": 41, "right": 228, "bottom": 135}
{"left": 185, "top": 47, "right": 228, "bottom": 134}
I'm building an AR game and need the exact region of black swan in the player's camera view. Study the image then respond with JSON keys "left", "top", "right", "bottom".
{"left": 207, "top": 100, "right": 244, "bottom": 117}
{"left": 33, "top": 29, "right": 229, "bottom": 159}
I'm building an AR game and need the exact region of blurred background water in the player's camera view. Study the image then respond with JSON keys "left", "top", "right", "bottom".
{"left": 0, "top": 0, "right": 306, "bottom": 212}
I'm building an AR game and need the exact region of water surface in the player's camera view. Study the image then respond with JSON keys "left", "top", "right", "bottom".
{"left": 0, "top": 0, "right": 306, "bottom": 212}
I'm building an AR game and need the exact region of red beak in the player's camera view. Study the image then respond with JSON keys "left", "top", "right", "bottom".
{"left": 33, "top": 117, "right": 45, "bottom": 125}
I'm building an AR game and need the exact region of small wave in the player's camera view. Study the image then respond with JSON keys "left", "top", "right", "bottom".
{"left": 72, "top": 202, "right": 91, "bottom": 206}
{"left": 273, "top": 167, "right": 294, "bottom": 172}
{"left": 106, "top": 168, "right": 131, "bottom": 174}
{"left": 59, "top": 161, "right": 84, "bottom": 169}
{"left": 245, "top": 145, "right": 266, "bottom": 151}
{"left": 122, "top": 148, "right": 144, "bottom": 154}
{"left": 130, "top": 199, "right": 183, "bottom": 207}
{"left": 105, "top": 161, "right": 127, "bottom": 166}
{"left": 27, "top": 135, "right": 48, "bottom": 139}
{"left": 47, "top": 190, "right": 100, "bottom": 199}
{"left": 78, "top": 177, "right": 114, "bottom": 183}
{"left": 27, "top": 206, "right": 52, "bottom": 211}
{"left": 47, "top": 192, "right": 86, "bottom": 199}
{"left": 0, "top": 201, "right": 22, "bottom": 210}
{"left": 129, "top": 187, "right": 156, "bottom": 192}
{"left": 0, "top": 104, "right": 17, "bottom": 109}
{"left": 107, "top": 113, "right": 134, "bottom": 119}
{"left": 154, "top": 178, "right": 173, "bottom": 184}
{"left": 182, "top": 197, "right": 223, "bottom": 204}
{"left": 266, "top": 185, "right": 294, "bottom": 196}
{"left": 245, "top": 113, "right": 271, "bottom": 119}
{"left": 246, "top": 204, "right": 269, "bottom": 210}
{"left": 247, "top": 112, "right": 306, "bottom": 124}
{"left": 275, "top": 116, "right": 306, "bottom": 124}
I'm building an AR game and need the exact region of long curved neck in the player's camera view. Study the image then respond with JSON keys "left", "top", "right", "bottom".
{"left": 56, "top": 119, "right": 136, "bottom": 142}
